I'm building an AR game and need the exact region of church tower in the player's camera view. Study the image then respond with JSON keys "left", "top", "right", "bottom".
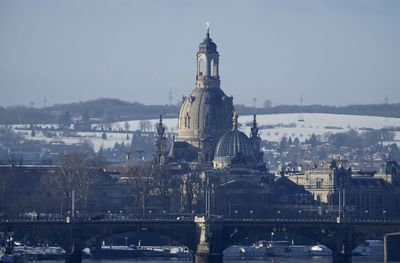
{"left": 195, "top": 25, "right": 220, "bottom": 89}
{"left": 153, "top": 115, "right": 167, "bottom": 166}
{"left": 250, "top": 114, "right": 264, "bottom": 164}
{"left": 177, "top": 25, "right": 234, "bottom": 161}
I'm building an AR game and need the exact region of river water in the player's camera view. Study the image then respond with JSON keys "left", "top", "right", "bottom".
{"left": 39, "top": 257, "right": 385, "bottom": 263}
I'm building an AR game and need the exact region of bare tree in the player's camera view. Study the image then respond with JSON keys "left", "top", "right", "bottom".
{"left": 53, "top": 154, "right": 102, "bottom": 217}
{"left": 153, "top": 164, "right": 172, "bottom": 212}
{"left": 181, "top": 170, "right": 204, "bottom": 213}
{"left": 124, "top": 121, "right": 130, "bottom": 132}
{"left": 139, "top": 120, "right": 152, "bottom": 132}
{"left": 126, "top": 163, "right": 155, "bottom": 217}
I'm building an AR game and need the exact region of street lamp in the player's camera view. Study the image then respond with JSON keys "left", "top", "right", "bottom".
{"left": 124, "top": 236, "right": 128, "bottom": 247}
{"left": 249, "top": 210, "right": 254, "bottom": 219}
{"left": 66, "top": 211, "right": 71, "bottom": 223}
{"left": 277, "top": 210, "right": 281, "bottom": 219}
{"left": 270, "top": 232, "right": 274, "bottom": 242}
{"left": 107, "top": 210, "right": 111, "bottom": 220}
{"left": 383, "top": 209, "right": 387, "bottom": 221}
{"left": 364, "top": 210, "right": 369, "bottom": 219}
{"left": 298, "top": 210, "right": 302, "bottom": 219}
{"left": 234, "top": 210, "right": 238, "bottom": 219}
{"left": 148, "top": 210, "right": 152, "bottom": 219}
{"left": 5, "top": 236, "right": 14, "bottom": 252}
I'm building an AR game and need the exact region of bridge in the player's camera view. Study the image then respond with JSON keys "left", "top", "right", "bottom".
{"left": 1, "top": 217, "right": 400, "bottom": 263}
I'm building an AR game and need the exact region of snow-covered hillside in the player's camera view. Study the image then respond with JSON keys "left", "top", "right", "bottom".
{"left": 9, "top": 113, "right": 400, "bottom": 152}
{"left": 112, "top": 113, "right": 400, "bottom": 142}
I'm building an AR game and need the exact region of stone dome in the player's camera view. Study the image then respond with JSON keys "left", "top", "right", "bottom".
{"left": 177, "top": 87, "right": 234, "bottom": 149}
{"left": 213, "top": 119, "right": 256, "bottom": 169}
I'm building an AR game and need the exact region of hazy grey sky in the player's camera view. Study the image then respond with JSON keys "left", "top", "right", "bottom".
{"left": 1, "top": 0, "right": 400, "bottom": 107}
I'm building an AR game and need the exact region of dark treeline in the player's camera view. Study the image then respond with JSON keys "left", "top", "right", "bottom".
{"left": 48, "top": 98, "right": 179, "bottom": 122}
{"left": 0, "top": 106, "right": 55, "bottom": 124}
{"left": 1, "top": 98, "right": 400, "bottom": 124}
{"left": 0, "top": 98, "right": 180, "bottom": 125}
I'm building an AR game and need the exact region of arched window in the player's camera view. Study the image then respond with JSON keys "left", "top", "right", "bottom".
{"left": 316, "top": 179, "right": 323, "bottom": 189}
{"left": 205, "top": 113, "right": 211, "bottom": 128}
{"left": 198, "top": 59, "right": 206, "bottom": 76}
{"left": 210, "top": 59, "right": 218, "bottom": 77}
{"left": 184, "top": 113, "right": 191, "bottom": 128}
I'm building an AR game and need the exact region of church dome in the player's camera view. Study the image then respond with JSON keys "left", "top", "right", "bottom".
{"left": 213, "top": 113, "right": 256, "bottom": 169}
{"left": 177, "top": 87, "right": 234, "bottom": 148}
{"left": 176, "top": 27, "right": 234, "bottom": 160}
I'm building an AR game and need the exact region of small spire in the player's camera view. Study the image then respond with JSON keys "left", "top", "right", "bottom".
{"left": 206, "top": 22, "right": 210, "bottom": 38}
{"left": 157, "top": 115, "right": 165, "bottom": 137}
{"left": 232, "top": 112, "right": 239, "bottom": 130}
{"left": 251, "top": 114, "right": 259, "bottom": 138}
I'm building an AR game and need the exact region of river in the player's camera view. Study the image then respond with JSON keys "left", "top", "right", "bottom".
{"left": 38, "top": 256, "right": 385, "bottom": 263}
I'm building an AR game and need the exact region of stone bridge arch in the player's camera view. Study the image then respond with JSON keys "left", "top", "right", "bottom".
{"left": 77, "top": 221, "right": 197, "bottom": 251}
{"left": 347, "top": 223, "right": 400, "bottom": 253}
{"left": 2, "top": 219, "right": 400, "bottom": 263}
{"left": 217, "top": 220, "right": 400, "bottom": 263}
{"left": 220, "top": 221, "right": 341, "bottom": 252}
{"left": 0, "top": 220, "right": 197, "bottom": 263}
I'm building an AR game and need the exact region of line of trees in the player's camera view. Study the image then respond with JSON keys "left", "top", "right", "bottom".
{"left": 125, "top": 163, "right": 206, "bottom": 217}
{"left": 1, "top": 98, "right": 400, "bottom": 125}
{"left": 0, "top": 151, "right": 208, "bottom": 219}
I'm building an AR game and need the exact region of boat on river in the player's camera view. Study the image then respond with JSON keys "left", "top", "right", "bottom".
{"left": 352, "top": 240, "right": 384, "bottom": 256}
{"left": 0, "top": 245, "right": 65, "bottom": 262}
{"left": 0, "top": 247, "right": 32, "bottom": 263}
{"left": 224, "top": 240, "right": 332, "bottom": 258}
{"left": 93, "top": 245, "right": 191, "bottom": 259}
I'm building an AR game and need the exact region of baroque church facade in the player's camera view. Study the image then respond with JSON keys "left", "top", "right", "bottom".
{"left": 156, "top": 27, "right": 266, "bottom": 170}
{"left": 159, "top": 27, "right": 265, "bottom": 170}
{"left": 152, "top": 28, "right": 314, "bottom": 217}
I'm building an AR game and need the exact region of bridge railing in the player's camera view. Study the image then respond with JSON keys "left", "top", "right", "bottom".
{"left": 1, "top": 212, "right": 400, "bottom": 224}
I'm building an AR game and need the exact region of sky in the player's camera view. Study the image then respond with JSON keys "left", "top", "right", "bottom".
{"left": 1, "top": 0, "right": 400, "bottom": 107}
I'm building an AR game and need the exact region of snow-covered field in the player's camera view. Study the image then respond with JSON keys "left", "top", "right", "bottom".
{"left": 112, "top": 112, "right": 400, "bottom": 142}
{"left": 14, "top": 129, "right": 130, "bottom": 152}
{"left": 8, "top": 113, "right": 400, "bottom": 152}
{"left": 241, "top": 113, "right": 400, "bottom": 142}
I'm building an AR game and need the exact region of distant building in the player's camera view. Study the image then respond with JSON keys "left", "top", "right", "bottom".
{"left": 285, "top": 159, "right": 400, "bottom": 218}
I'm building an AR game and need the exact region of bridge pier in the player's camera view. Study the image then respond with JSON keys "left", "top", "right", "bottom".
{"left": 194, "top": 216, "right": 224, "bottom": 263}
{"left": 194, "top": 253, "right": 223, "bottom": 263}
{"left": 65, "top": 250, "right": 83, "bottom": 263}
{"left": 332, "top": 254, "right": 352, "bottom": 263}
{"left": 384, "top": 232, "right": 400, "bottom": 262}
{"left": 64, "top": 240, "right": 83, "bottom": 263}
{"left": 331, "top": 228, "right": 352, "bottom": 263}
{"left": 63, "top": 225, "right": 84, "bottom": 263}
